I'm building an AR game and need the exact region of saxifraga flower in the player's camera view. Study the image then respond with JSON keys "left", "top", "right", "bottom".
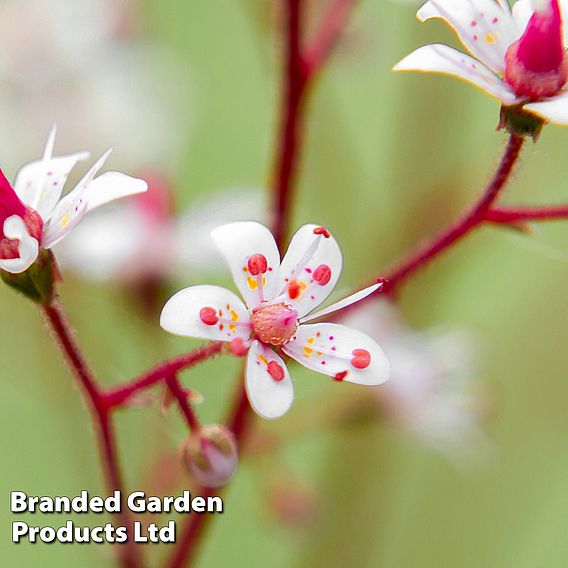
{"left": 160, "top": 222, "right": 390, "bottom": 419}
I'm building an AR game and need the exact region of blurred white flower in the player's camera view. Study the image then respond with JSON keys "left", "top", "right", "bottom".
{"left": 56, "top": 184, "right": 270, "bottom": 283}
{"left": 0, "top": 0, "right": 189, "bottom": 171}
{"left": 346, "top": 300, "right": 492, "bottom": 467}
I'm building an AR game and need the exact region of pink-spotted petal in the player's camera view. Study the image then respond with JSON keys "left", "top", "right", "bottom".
{"left": 41, "top": 149, "right": 113, "bottom": 248}
{"left": 524, "top": 89, "right": 568, "bottom": 124}
{"left": 0, "top": 216, "right": 39, "bottom": 274}
{"left": 13, "top": 151, "right": 89, "bottom": 220}
{"left": 160, "top": 284, "right": 251, "bottom": 342}
{"left": 245, "top": 341, "right": 294, "bottom": 419}
{"left": 283, "top": 323, "right": 390, "bottom": 386}
{"left": 417, "top": 0, "right": 520, "bottom": 73}
{"left": 211, "top": 221, "right": 280, "bottom": 309}
{"left": 274, "top": 224, "right": 342, "bottom": 318}
{"left": 394, "top": 44, "right": 519, "bottom": 104}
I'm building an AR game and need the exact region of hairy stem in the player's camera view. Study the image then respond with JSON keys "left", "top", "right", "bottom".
{"left": 106, "top": 341, "right": 223, "bottom": 409}
{"left": 486, "top": 204, "right": 568, "bottom": 224}
{"left": 165, "top": 372, "right": 201, "bottom": 432}
{"left": 384, "top": 134, "right": 525, "bottom": 291}
{"left": 43, "top": 302, "right": 142, "bottom": 568}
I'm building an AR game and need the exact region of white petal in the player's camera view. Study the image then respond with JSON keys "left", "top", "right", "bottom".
{"left": 245, "top": 341, "right": 294, "bottom": 419}
{"left": 273, "top": 224, "right": 342, "bottom": 318}
{"left": 283, "top": 323, "right": 390, "bottom": 386}
{"left": 524, "top": 90, "right": 568, "bottom": 124}
{"left": 160, "top": 284, "right": 251, "bottom": 342}
{"left": 417, "top": 0, "right": 519, "bottom": 73}
{"left": 211, "top": 221, "right": 281, "bottom": 309}
{"left": 394, "top": 44, "right": 519, "bottom": 105}
{"left": 0, "top": 216, "right": 39, "bottom": 274}
{"left": 512, "top": 0, "right": 534, "bottom": 32}
{"left": 301, "top": 282, "right": 383, "bottom": 323}
{"left": 13, "top": 152, "right": 90, "bottom": 219}
{"left": 84, "top": 172, "right": 148, "bottom": 212}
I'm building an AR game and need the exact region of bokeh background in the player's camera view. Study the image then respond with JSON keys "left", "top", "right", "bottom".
{"left": 2, "top": 0, "right": 568, "bottom": 567}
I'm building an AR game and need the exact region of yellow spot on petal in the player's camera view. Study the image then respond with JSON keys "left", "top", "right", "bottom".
{"left": 258, "top": 354, "right": 268, "bottom": 365}
{"left": 307, "top": 337, "right": 315, "bottom": 345}
{"left": 484, "top": 33, "right": 496, "bottom": 44}
{"left": 247, "top": 276, "right": 258, "bottom": 290}
{"left": 230, "top": 310, "right": 239, "bottom": 322}
{"left": 59, "top": 211, "right": 71, "bottom": 228}
{"left": 229, "top": 324, "right": 236, "bottom": 333}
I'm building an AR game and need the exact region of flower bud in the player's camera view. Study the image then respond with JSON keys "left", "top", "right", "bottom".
{"left": 1, "top": 248, "right": 57, "bottom": 304}
{"left": 182, "top": 425, "right": 237, "bottom": 488}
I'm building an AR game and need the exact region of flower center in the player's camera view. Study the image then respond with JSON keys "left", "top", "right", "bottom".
{"left": 251, "top": 302, "right": 299, "bottom": 347}
{"left": 0, "top": 207, "right": 43, "bottom": 260}
{"left": 504, "top": 0, "right": 568, "bottom": 99}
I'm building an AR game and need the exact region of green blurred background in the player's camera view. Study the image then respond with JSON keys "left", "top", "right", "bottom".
{"left": 3, "top": 0, "right": 568, "bottom": 566}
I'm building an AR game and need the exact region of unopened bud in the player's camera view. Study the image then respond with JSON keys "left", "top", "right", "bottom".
{"left": 182, "top": 425, "right": 237, "bottom": 488}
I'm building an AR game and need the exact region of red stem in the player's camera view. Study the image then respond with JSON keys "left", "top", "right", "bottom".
{"left": 166, "top": 0, "right": 362, "bottom": 565}
{"left": 384, "top": 133, "right": 526, "bottom": 292}
{"left": 304, "top": 0, "right": 359, "bottom": 76}
{"left": 105, "top": 341, "right": 223, "bottom": 408}
{"left": 165, "top": 372, "right": 201, "bottom": 432}
{"left": 43, "top": 302, "right": 142, "bottom": 568}
{"left": 486, "top": 204, "right": 568, "bottom": 224}
{"left": 272, "top": 0, "right": 307, "bottom": 247}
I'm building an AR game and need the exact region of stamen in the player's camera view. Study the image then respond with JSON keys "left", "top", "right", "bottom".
{"left": 313, "top": 264, "right": 332, "bottom": 286}
{"left": 334, "top": 371, "right": 348, "bottom": 382}
{"left": 199, "top": 307, "right": 219, "bottom": 326}
{"left": 313, "top": 226, "right": 330, "bottom": 238}
{"left": 351, "top": 349, "right": 371, "bottom": 369}
{"left": 248, "top": 253, "right": 268, "bottom": 303}
{"left": 267, "top": 360, "right": 285, "bottom": 382}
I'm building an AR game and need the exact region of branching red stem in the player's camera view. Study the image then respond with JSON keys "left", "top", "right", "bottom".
{"left": 382, "top": 134, "right": 525, "bottom": 292}
{"left": 486, "top": 204, "right": 568, "bottom": 224}
{"left": 304, "top": 0, "right": 359, "bottom": 76}
{"left": 165, "top": 372, "right": 201, "bottom": 432}
{"left": 43, "top": 302, "right": 142, "bottom": 568}
{"left": 106, "top": 341, "right": 223, "bottom": 409}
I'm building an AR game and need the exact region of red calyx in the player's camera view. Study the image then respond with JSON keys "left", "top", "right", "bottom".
{"left": 505, "top": 0, "right": 568, "bottom": 99}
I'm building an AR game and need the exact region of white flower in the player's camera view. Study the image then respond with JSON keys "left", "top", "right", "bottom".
{"left": 346, "top": 301, "right": 491, "bottom": 466}
{"left": 161, "top": 222, "right": 390, "bottom": 419}
{"left": 394, "top": 0, "right": 568, "bottom": 124}
{"left": 0, "top": 126, "right": 147, "bottom": 274}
